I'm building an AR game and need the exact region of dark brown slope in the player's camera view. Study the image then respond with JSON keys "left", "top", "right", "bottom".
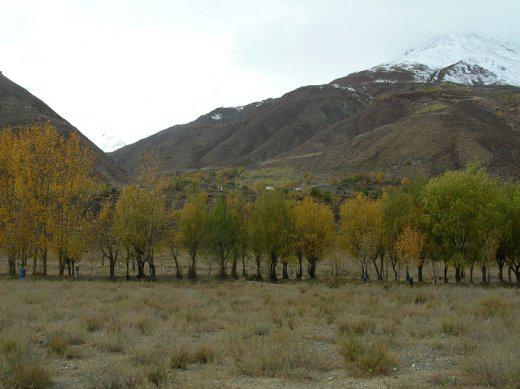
{"left": 111, "top": 68, "right": 520, "bottom": 179}
{"left": 271, "top": 83, "right": 520, "bottom": 179}
{"left": 0, "top": 71, "right": 127, "bottom": 183}
{"left": 112, "top": 85, "right": 368, "bottom": 174}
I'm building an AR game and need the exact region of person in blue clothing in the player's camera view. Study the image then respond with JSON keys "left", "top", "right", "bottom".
{"left": 18, "top": 263, "right": 26, "bottom": 280}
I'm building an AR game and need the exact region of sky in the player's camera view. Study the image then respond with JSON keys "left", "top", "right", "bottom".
{"left": 1, "top": 0, "right": 519, "bottom": 150}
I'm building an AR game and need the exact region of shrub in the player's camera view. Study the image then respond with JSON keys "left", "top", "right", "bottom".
{"left": 231, "top": 331, "right": 332, "bottom": 378}
{"left": 48, "top": 334, "right": 67, "bottom": 356}
{"left": 464, "top": 346, "right": 520, "bottom": 388}
{"left": 170, "top": 342, "right": 194, "bottom": 370}
{"left": 338, "top": 336, "right": 397, "bottom": 377}
{"left": 0, "top": 344, "right": 52, "bottom": 388}
{"left": 336, "top": 315, "right": 376, "bottom": 335}
{"left": 88, "top": 362, "right": 140, "bottom": 389}
{"left": 83, "top": 315, "right": 103, "bottom": 333}
{"left": 474, "top": 294, "right": 509, "bottom": 318}
{"left": 145, "top": 365, "right": 168, "bottom": 386}
{"left": 194, "top": 341, "right": 216, "bottom": 363}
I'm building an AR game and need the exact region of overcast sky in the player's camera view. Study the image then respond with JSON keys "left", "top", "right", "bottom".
{"left": 1, "top": 0, "right": 519, "bottom": 150}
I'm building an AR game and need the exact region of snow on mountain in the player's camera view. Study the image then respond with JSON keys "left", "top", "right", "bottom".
{"left": 375, "top": 33, "right": 520, "bottom": 86}
{"left": 95, "top": 132, "right": 126, "bottom": 152}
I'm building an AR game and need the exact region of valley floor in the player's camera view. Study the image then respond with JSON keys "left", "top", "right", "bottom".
{"left": 0, "top": 279, "right": 518, "bottom": 388}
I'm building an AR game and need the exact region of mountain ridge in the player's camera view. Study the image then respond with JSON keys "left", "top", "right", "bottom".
{"left": 111, "top": 34, "right": 520, "bottom": 179}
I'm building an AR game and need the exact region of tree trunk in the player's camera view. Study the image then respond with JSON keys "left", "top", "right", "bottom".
{"left": 372, "top": 257, "right": 383, "bottom": 280}
{"left": 32, "top": 257, "right": 37, "bottom": 276}
{"left": 255, "top": 256, "right": 262, "bottom": 280}
{"left": 172, "top": 255, "right": 182, "bottom": 279}
{"left": 269, "top": 252, "right": 278, "bottom": 282}
{"left": 508, "top": 266, "right": 512, "bottom": 284}
{"left": 126, "top": 255, "right": 130, "bottom": 281}
{"left": 308, "top": 259, "right": 317, "bottom": 280}
{"left": 430, "top": 260, "right": 437, "bottom": 285}
{"left": 417, "top": 264, "right": 424, "bottom": 283}
{"left": 58, "top": 252, "right": 65, "bottom": 276}
{"left": 7, "top": 255, "right": 16, "bottom": 277}
{"left": 443, "top": 260, "right": 449, "bottom": 283}
{"left": 109, "top": 257, "right": 116, "bottom": 281}
{"left": 469, "top": 265, "right": 474, "bottom": 284}
{"left": 148, "top": 261, "right": 156, "bottom": 281}
{"left": 241, "top": 255, "right": 247, "bottom": 278}
{"left": 296, "top": 255, "right": 303, "bottom": 279}
{"left": 282, "top": 262, "right": 289, "bottom": 279}
{"left": 41, "top": 251, "right": 47, "bottom": 276}
{"left": 219, "top": 254, "right": 228, "bottom": 279}
{"left": 455, "top": 266, "right": 462, "bottom": 284}
{"left": 137, "top": 260, "right": 145, "bottom": 279}
{"left": 188, "top": 254, "right": 197, "bottom": 279}
{"left": 231, "top": 257, "right": 239, "bottom": 279}
{"left": 390, "top": 256, "right": 399, "bottom": 282}
{"left": 481, "top": 265, "right": 488, "bottom": 285}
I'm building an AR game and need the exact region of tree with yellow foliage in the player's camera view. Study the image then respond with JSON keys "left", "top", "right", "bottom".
{"left": 0, "top": 124, "right": 98, "bottom": 277}
{"left": 95, "top": 196, "right": 120, "bottom": 280}
{"left": 177, "top": 193, "right": 207, "bottom": 279}
{"left": 291, "top": 197, "right": 335, "bottom": 279}
{"left": 114, "top": 184, "right": 166, "bottom": 280}
{"left": 340, "top": 193, "right": 384, "bottom": 281}
{"left": 395, "top": 225, "right": 425, "bottom": 282}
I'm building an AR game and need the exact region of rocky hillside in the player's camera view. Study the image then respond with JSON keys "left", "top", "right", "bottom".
{"left": 111, "top": 34, "right": 520, "bottom": 179}
{"left": 0, "top": 72, "right": 127, "bottom": 183}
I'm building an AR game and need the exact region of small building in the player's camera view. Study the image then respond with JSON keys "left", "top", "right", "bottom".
{"left": 265, "top": 185, "right": 275, "bottom": 191}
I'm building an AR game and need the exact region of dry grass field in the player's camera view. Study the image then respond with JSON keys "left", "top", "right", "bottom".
{"left": 0, "top": 276, "right": 519, "bottom": 388}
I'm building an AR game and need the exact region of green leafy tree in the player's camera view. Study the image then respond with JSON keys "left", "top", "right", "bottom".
{"left": 206, "top": 197, "right": 236, "bottom": 279}
{"left": 421, "top": 167, "right": 500, "bottom": 283}
{"left": 251, "top": 191, "right": 291, "bottom": 281}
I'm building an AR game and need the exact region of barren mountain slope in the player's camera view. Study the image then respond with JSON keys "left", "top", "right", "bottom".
{"left": 111, "top": 34, "right": 520, "bottom": 179}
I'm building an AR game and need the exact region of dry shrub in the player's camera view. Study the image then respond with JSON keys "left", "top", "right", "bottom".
{"left": 88, "top": 362, "right": 141, "bottom": 389}
{"left": 170, "top": 341, "right": 195, "bottom": 370}
{"left": 0, "top": 343, "right": 52, "bottom": 388}
{"left": 134, "top": 315, "right": 153, "bottom": 335}
{"left": 338, "top": 336, "right": 397, "bottom": 377}
{"left": 48, "top": 334, "right": 67, "bottom": 356}
{"left": 474, "top": 294, "right": 509, "bottom": 318}
{"left": 464, "top": 345, "right": 520, "bottom": 388}
{"left": 82, "top": 314, "right": 104, "bottom": 333}
{"left": 441, "top": 316, "right": 466, "bottom": 336}
{"left": 336, "top": 315, "right": 376, "bottom": 335}
{"left": 145, "top": 365, "right": 168, "bottom": 387}
{"left": 92, "top": 333, "right": 124, "bottom": 353}
{"left": 231, "top": 331, "right": 332, "bottom": 379}
{"left": 194, "top": 340, "right": 217, "bottom": 363}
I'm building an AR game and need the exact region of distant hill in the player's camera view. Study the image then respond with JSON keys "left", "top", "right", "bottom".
{"left": 0, "top": 71, "right": 127, "bottom": 183}
{"left": 110, "top": 34, "right": 520, "bottom": 179}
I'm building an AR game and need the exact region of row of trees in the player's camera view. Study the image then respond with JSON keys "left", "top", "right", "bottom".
{"left": 0, "top": 125, "right": 519, "bottom": 285}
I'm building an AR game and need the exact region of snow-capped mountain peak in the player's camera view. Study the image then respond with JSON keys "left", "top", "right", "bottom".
{"left": 376, "top": 33, "right": 520, "bottom": 86}
{"left": 95, "top": 132, "right": 126, "bottom": 152}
